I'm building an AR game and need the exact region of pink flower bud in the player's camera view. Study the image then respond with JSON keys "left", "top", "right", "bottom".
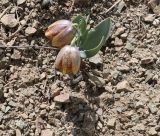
{"left": 45, "top": 20, "right": 76, "bottom": 48}
{"left": 55, "top": 45, "right": 81, "bottom": 75}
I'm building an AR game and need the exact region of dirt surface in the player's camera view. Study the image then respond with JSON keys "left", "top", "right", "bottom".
{"left": 0, "top": 0, "right": 160, "bottom": 136}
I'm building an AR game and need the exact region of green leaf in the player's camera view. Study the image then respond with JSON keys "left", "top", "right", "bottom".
{"left": 80, "top": 18, "right": 112, "bottom": 51}
{"left": 82, "top": 36, "right": 105, "bottom": 58}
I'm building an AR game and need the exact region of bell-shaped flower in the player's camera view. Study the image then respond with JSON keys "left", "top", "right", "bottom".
{"left": 55, "top": 45, "right": 81, "bottom": 75}
{"left": 45, "top": 20, "right": 76, "bottom": 48}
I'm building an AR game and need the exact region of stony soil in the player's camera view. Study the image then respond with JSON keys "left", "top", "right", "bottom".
{"left": 0, "top": 0, "right": 160, "bottom": 136}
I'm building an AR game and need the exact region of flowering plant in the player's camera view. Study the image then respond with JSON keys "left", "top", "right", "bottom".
{"left": 45, "top": 15, "right": 112, "bottom": 75}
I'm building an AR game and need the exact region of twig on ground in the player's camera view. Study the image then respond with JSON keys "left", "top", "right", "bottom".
{"left": 0, "top": 5, "right": 12, "bottom": 19}
{"left": 0, "top": 45, "right": 59, "bottom": 50}
{"left": 104, "top": 0, "right": 122, "bottom": 14}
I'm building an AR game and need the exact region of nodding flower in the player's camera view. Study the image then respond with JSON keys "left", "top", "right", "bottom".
{"left": 45, "top": 20, "right": 76, "bottom": 48}
{"left": 55, "top": 45, "right": 81, "bottom": 75}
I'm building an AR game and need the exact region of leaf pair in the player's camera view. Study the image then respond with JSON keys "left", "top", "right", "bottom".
{"left": 72, "top": 15, "right": 112, "bottom": 58}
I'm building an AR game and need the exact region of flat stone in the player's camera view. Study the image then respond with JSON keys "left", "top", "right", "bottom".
{"left": 148, "top": 127, "right": 157, "bottom": 136}
{"left": 88, "top": 73, "right": 105, "bottom": 87}
{"left": 144, "top": 14, "right": 155, "bottom": 22}
{"left": 141, "top": 57, "right": 154, "bottom": 65}
{"left": 125, "top": 42, "right": 135, "bottom": 51}
{"left": 107, "top": 118, "right": 116, "bottom": 128}
{"left": 41, "top": 129, "right": 53, "bottom": 136}
{"left": 114, "top": 37, "right": 123, "bottom": 46}
{"left": 25, "top": 27, "right": 37, "bottom": 35}
{"left": 89, "top": 53, "right": 103, "bottom": 65}
{"left": 1, "top": 14, "right": 18, "bottom": 28}
{"left": 153, "top": 19, "right": 160, "bottom": 26}
{"left": 133, "top": 123, "right": 145, "bottom": 131}
{"left": 96, "top": 108, "right": 103, "bottom": 116}
{"left": 54, "top": 93, "right": 70, "bottom": 103}
{"left": 17, "top": 0, "right": 26, "bottom": 5}
{"left": 114, "top": 27, "right": 125, "bottom": 36}
{"left": 116, "top": 80, "right": 133, "bottom": 92}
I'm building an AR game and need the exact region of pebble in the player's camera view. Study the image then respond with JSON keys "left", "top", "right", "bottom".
{"left": 8, "top": 101, "right": 17, "bottom": 107}
{"left": 148, "top": 127, "right": 157, "bottom": 136}
{"left": 133, "top": 123, "right": 145, "bottom": 131}
{"left": 17, "top": 0, "right": 26, "bottom": 5}
{"left": 15, "top": 120, "right": 27, "bottom": 130}
{"left": 153, "top": 19, "right": 160, "bottom": 26}
{"left": 40, "top": 103, "right": 48, "bottom": 109}
{"left": 116, "top": 80, "right": 133, "bottom": 92}
{"left": 41, "top": 129, "right": 53, "bottom": 136}
{"left": 96, "top": 108, "right": 103, "bottom": 116}
{"left": 1, "top": 0, "right": 9, "bottom": 5}
{"left": 141, "top": 57, "right": 154, "bottom": 65}
{"left": 114, "top": 37, "right": 123, "bottom": 46}
{"left": 114, "top": 27, "right": 125, "bottom": 36}
{"left": 144, "top": 14, "right": 155, "bottom": 23}
{"left": 125, "top": 42, "right": 135, "bottom": 51}
{"left": 107, "top": 118, "right": 116, "bottom": 128}
{"left": 88, "top": 73, "right": 105, "bottom": 87}
{"left": 1, "top": 14, "right": 18, "bottom": 28}
{"left": 120, "top": 33, "right": 128, "bottom": 39}
{"left": 25, "top": 27, "right": 37, "bottom": 35}
{"left": 89, "top": 53, "right": 103, "bottom": 65}
{"left": 15, "top": 129, "right": 21, "bottom": 136}
{"left": 54, "top": 93, "right": 70, "bottom": 103}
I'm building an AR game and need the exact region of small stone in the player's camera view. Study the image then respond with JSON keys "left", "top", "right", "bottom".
{"left": 0, "top": 111, "right": 4, "bottom": 122}
{"left": 148, "top": 103, "right": 158, "bottom": 114}
{"left": 88, "top": 73, "right": 105, "bottom": 87}
{"left": 120, "top": 33, "right": 128, "bottom": 39}
{"left": 1, "top": 14, "right": 18, "bottom": 28}
{"left": 40, "top": 109, "right": 47, "bottom": 116}
{"left": 125, "top": 42, "right": 135, "bottom": 51}
{"left": 144, "top": 14, "right": 155, "bottom": 22}
{"left": 114, "top": 37, "right": 123, "bottom": 46}
{"left": 133, "top": 123, "right": 145, "bottom": 131}
{"left": 116, "top": 80, "right": 133, "bottom": 92}
{"left": 54, "top": 93, "right": 70, "bottom": 103}
{"left": 153, "top": 19, "right": 160, "bottom": 26}
{"left": 21, "top": 113, "right": 28, "bottom": 119}
{"left": 15, "top": 120, "right": 27, "bottom": 130}
{"left": 89, "top": 53, "right": 103, "bottom": 65}
{"left": 17, "top": 0, "right": 26, "bottom": 5}
{"left": 41, "top": 129, "right": 53, "bottom": 136}
{"left": 1, "top": 0, "right": 9, "bottom": 5}
{"left": 148, "top": 127, "right": 157, "bottom": 136}
{"left": 40, "top": 103, "right": 48, "bottom": 109}
{"left": 107, "top": 118, "right": 116, "bottom": 128}
{"left": 141, "top": 57, "right": 154, "bottom": 65}
{"left": 96, "top": 108, "right": 103, "bottom": 116}
{"left": 117, "top": 65, "right": 130, "bottom": 72}
{"left": 135, "top": 101, "right": 144, "bottom": 109}
{"left": 114, "top": 27, "right": 125, "bottom": 36}
{"left": 8, "top": 100, "right": 17, "bottom": 107}
{"left": 16, "top": 129, "right": 22, "bottom": 136}
{"left": 25, "top": 27, "right": 37, "bottom": 35}
{"left": 5, "top": 106, "right": 11, "bottom": 113}
{"left": 97, "top": 121, "right": 103, "bottom": 129}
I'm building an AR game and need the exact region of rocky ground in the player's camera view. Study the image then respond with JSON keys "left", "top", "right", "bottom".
{"left": 0, "top": 0, "right": 160, "bottom": 136}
